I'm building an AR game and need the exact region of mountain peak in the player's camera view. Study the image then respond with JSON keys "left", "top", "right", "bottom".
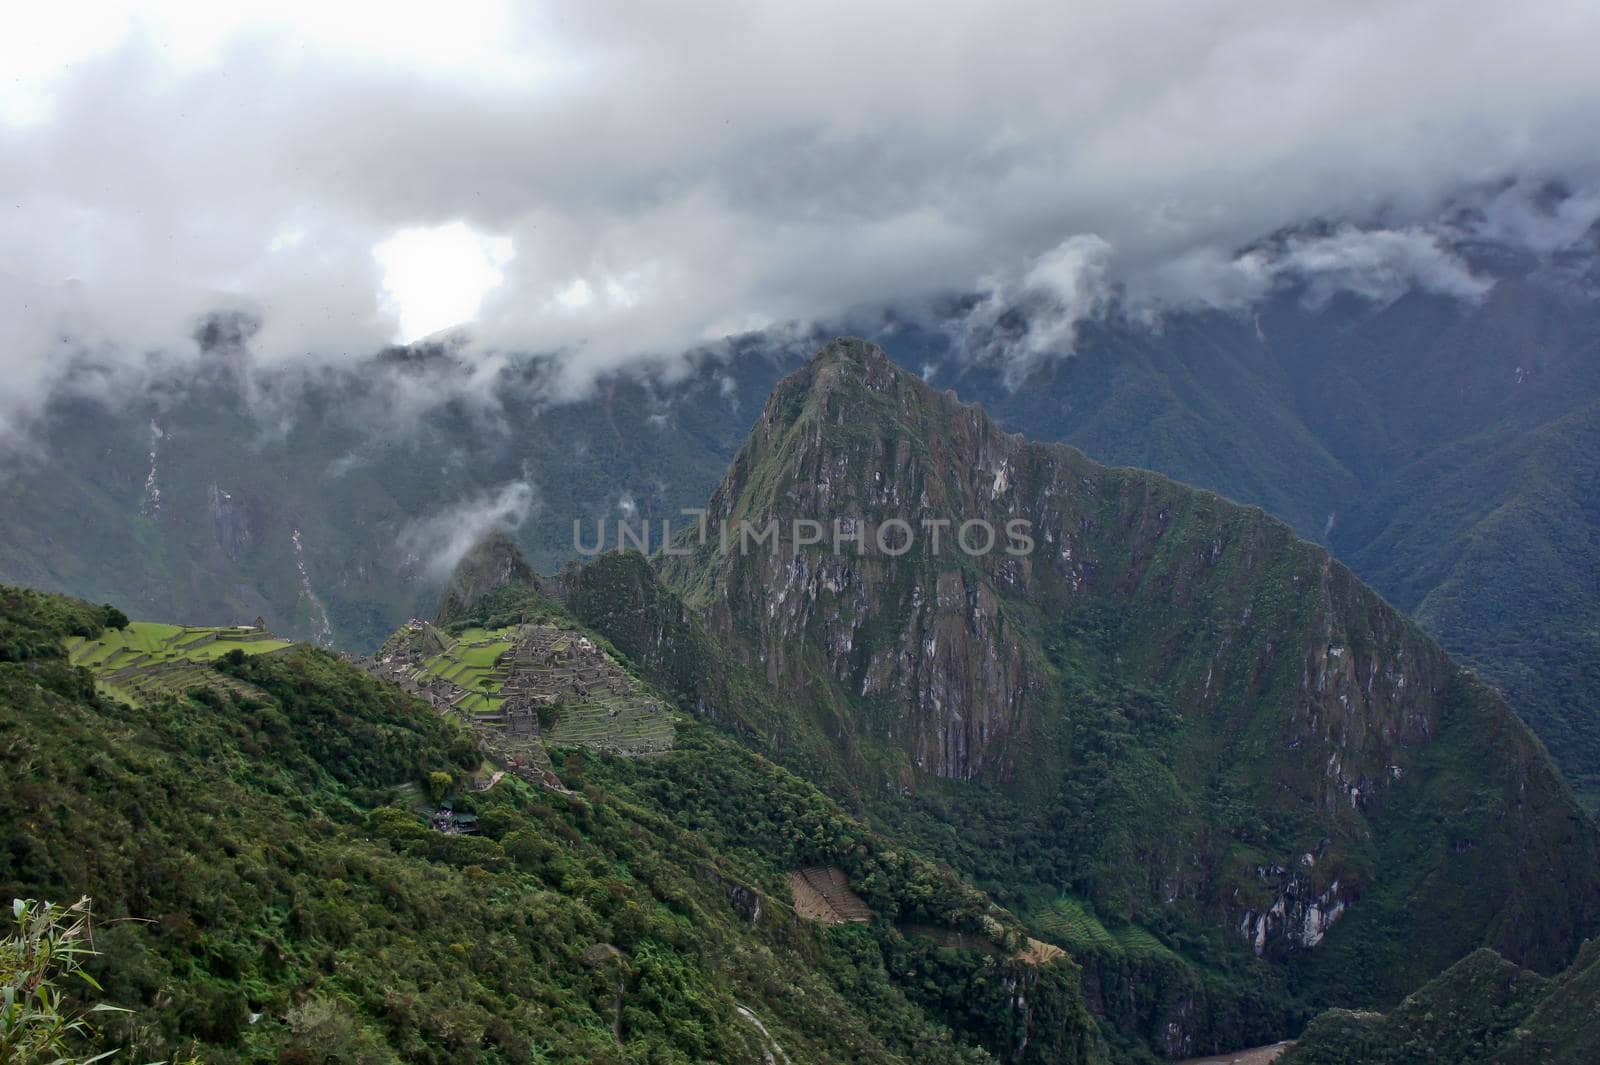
{"left": 774, "top": 336, "right": 914, "bottom": 413}
{"left": 434, "top": 529, "right": 544, "bottom": 626}
{"left": 811, "top": 335, "right": 892, "bottom": 368}
{"left": 695, "top": 338, "right": 1010, "bottom": 542}
{"left": 655, "top": 339, "right": 1600, "bottom": 989}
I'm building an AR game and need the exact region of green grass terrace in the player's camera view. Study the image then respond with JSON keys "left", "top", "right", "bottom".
{"left": 65, "top": 620, "right": 293, "bottom": 705}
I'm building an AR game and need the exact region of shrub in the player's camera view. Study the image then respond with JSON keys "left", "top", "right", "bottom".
{"left": 1, "top": 897, "right": 128, "bottom": 1064}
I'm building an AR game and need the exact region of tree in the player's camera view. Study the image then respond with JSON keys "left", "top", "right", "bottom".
{"left": 1, "top": 897, "right": 127, "bottom": 1064}
{"left": 100, "top": 605, "right": 129, "bottom": 631}
{"left": 428, "top": 771, "right": 453, "bottom": 804}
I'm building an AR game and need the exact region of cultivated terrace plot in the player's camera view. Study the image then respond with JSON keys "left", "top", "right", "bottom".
{"left": 360, "top": 618, "right": 676, "bottom": 765}
{"left": 788, "top": 866, "right": 872, "bottom": 924}
{"left": 65, "top": 619, "right": 290, "bottom": 705}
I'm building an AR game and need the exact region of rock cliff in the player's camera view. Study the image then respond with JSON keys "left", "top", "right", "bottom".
{"left": 642, "top": 338, "right": 1600, "bottom": 993}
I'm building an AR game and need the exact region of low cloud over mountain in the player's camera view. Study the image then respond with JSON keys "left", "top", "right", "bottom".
{"left": 4, "top": 1, "right": 1600, "bottom": 437}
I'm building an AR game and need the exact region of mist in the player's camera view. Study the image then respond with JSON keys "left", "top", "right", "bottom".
{"left": 398, "top": 479, "right": 541, "bottom": 582}
{"left": 5, "top": 1, "right": 1600, "bottom": 437}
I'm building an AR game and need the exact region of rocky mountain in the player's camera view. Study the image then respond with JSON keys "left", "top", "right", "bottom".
{"left": 433, "top": 528, "right": 547, "bottom": 627}
{"left": 611, "top": 339, "right": 1600, "bottom": 1015}
{"left": 889, "top": 236, "right": 1600, "bottom": 810}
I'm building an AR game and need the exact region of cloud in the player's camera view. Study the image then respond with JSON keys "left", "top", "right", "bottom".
{"left": 1449, "top": 179, "right": 1600, "bottom": 253}
{"left": 951, "top": 235, "right": 1113, "bottom": 381}
{"left": 397, "top": 479, "right": 539, "bottom": 581}
{"left": 949, "top": 222, "right": 1493, "bottom": 376}
{"left": 1127, "top": 225, "right": 1494, "bottom": 317}
{"left": 3, "top": 0, "right": 1600, "bottom": 430}
{"left": 1276, "top": 227, "right": 1494, "bottom": 307}
{"left": 376, "top": 223, "right": 515, "bottom": 343}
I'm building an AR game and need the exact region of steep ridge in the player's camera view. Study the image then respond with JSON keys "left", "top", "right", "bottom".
{"left": 646, "top": 338, "right": 1600, "bottom": 1004}
{"left": 876, "top": 252, "right": 1600, "bottom": 810}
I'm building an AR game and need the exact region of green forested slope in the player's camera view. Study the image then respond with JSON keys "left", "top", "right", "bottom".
{"left": 0, "top": 585, "right": 1104, "bottom": 1064}
{"left": 878, "top": 273, "right": 1600, "bottom": 809}
{"left": 1343, "top": 400, "right": 1600, "bottom": 809}
{"left": 1283, "top": 938, "right": 1600, "bottom": 1065}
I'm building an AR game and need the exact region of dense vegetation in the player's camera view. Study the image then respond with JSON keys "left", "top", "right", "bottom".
{"left": 0, "top": 585, "right": 120, "bottom": 662}
{"left": 0, "top": 585, "right": 1106, "bottom": 1063}
{"left": 2, "top": 896, "right": 149, "bottom": 1065}
{"left": 1283, "top": 940, "right": 1600, "bottom": 1064}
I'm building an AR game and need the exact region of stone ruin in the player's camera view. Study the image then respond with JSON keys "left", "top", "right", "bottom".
{"left": 356, "top": 620, "right": 674, "bottom": 775}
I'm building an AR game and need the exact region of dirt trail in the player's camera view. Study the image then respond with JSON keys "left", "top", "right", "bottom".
{"left": 1177, "top": 1042, "right": 1293, "bottom": 1065}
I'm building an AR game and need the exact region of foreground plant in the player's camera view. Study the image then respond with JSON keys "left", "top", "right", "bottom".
{"left": 0, "top": 897, "right": 124, "bottom": 1065}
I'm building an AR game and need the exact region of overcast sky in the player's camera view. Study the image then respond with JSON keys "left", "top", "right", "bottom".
{"left": 4, "top": 0, "right": 1600, "bottom": 432}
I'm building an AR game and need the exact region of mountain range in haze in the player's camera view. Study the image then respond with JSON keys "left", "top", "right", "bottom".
{"left": 4, "top": 197, "right": 1597, "bottom": 810}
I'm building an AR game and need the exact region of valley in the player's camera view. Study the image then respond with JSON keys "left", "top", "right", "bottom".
{"left": 1178, "top": 1045, "right": 1292, "bottom": 1065}
{"left": 7, "top": 9, "right": 1598, "bottom": 1061}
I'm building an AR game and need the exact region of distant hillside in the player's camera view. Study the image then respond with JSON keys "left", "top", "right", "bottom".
{"left": 866, "top": 237, "right": 1600, "bottom": 808}
{"left": 1283, "top": 939, "right": 1600, "bottom": 1064}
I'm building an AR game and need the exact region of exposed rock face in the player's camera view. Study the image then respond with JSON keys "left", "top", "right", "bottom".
{"left": 653, "top": 338, "right": 1600, "bottom": 981}
{"left": 699, "top": 865, "right": 763, "bottom": 925}
{"left": 1238, "top": 865, "right": 1347, "bottom": 955}
{"left": 665, "top": 339, "right": 1447, "bottom": 788}
{"left": 435, "top": 530, "right": 545, "bottom": 626}
{"left": 206, "top": 483, "right": 255, "bottom": 561}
